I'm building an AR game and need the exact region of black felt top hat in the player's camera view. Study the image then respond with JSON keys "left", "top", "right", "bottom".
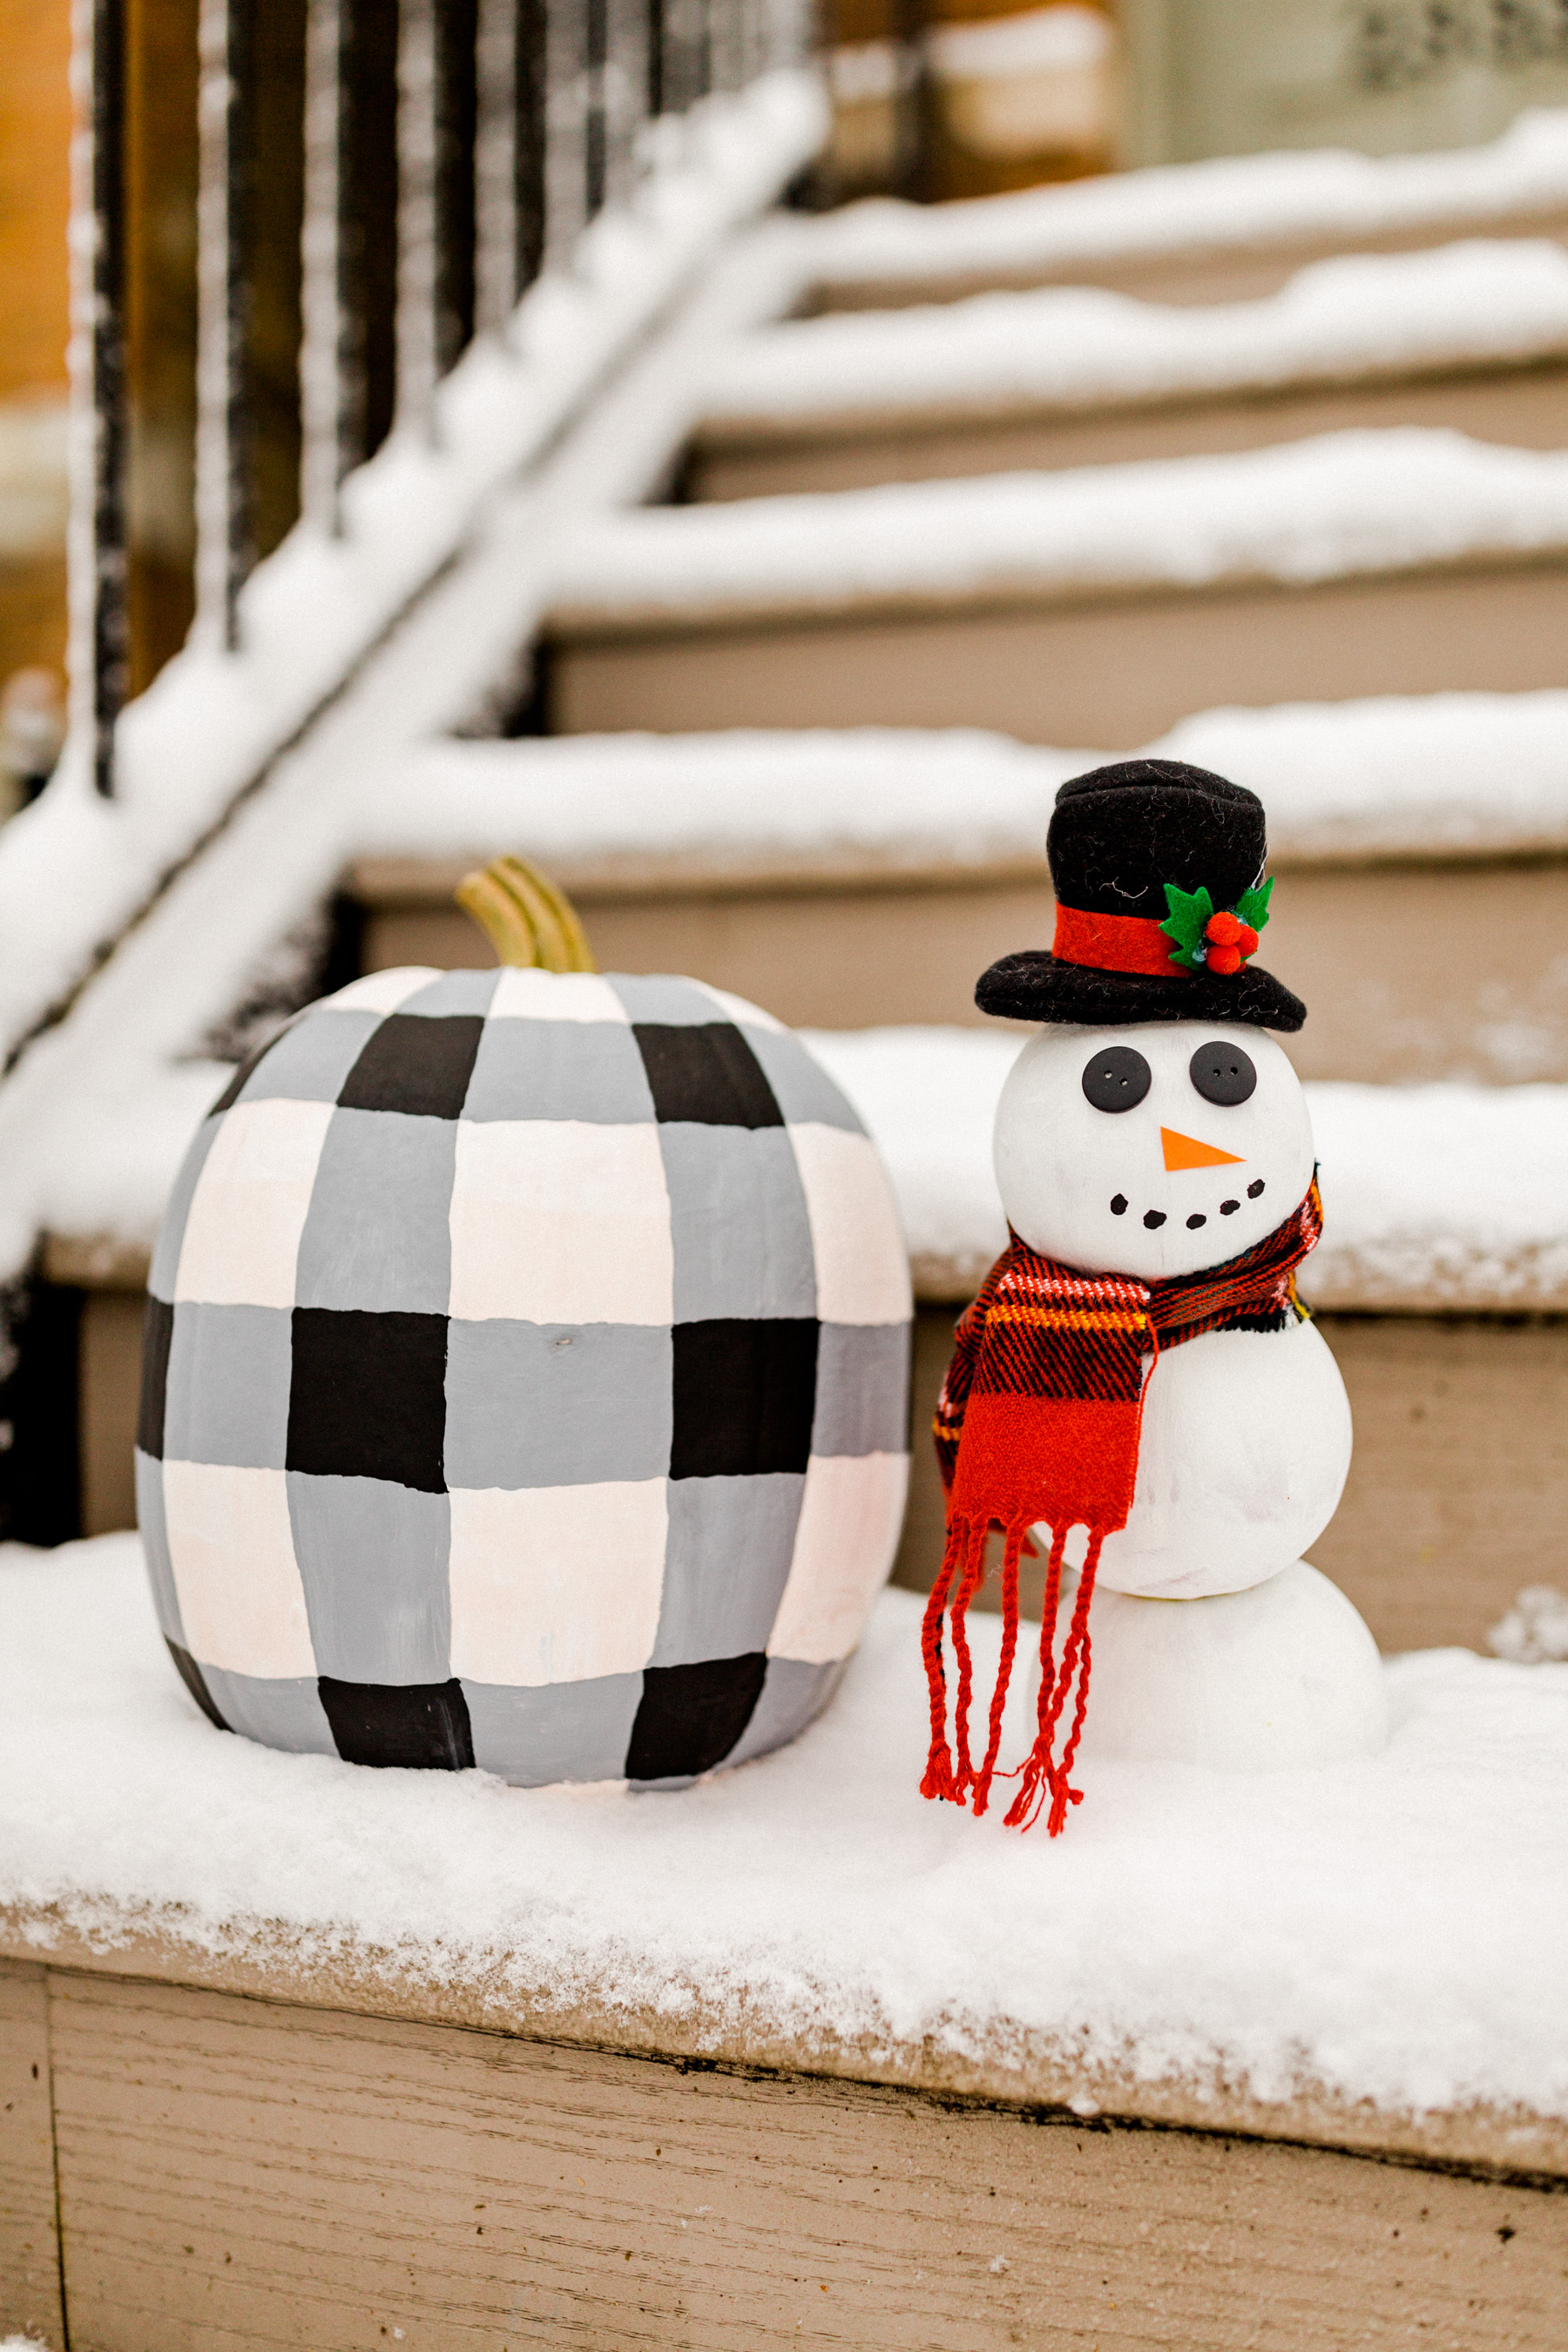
{"left": 977, "top": 757, "right": 1306, "bottom": 1031}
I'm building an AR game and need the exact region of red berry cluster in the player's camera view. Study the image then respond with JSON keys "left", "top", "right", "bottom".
{"left": 1203, "top": 909, "right": 1260, "bottom": 977}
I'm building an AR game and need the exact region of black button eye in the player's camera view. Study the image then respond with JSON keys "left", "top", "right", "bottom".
{"left": 1189, "top": 1040, "right": 1256, "bottom": 1107}
{"left": 1081, "top": 1046, "right": 1152, "bottom": 1112}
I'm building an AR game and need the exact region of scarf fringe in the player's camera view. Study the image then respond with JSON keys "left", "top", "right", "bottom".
{"left": 922, "top": 1516, "right": 1104, "bottom": 1836}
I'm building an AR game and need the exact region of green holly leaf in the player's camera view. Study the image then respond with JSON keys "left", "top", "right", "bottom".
{"left": 1234, "top": 876, "right": 1274, "bottom": 934}
{"left": 1159, "top": 882, "right": 1213, "bottom": 972}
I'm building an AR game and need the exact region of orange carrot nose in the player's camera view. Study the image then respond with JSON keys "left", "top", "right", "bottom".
{"left": 1161, "top": 1126, "right": 1245, "bottom": 1172}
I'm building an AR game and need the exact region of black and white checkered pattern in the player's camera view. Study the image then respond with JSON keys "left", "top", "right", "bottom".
{"left": 137, "top": 966, "right": 912, "bottom": 1785}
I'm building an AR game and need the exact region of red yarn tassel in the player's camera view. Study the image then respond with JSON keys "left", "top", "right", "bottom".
{"left": 970, "top": 1524, "right": 1023, "bottom": 1816}
{"left": 947, "top": 1529, "right": 990, "bottom": 1798}
{"left": 920, "top": 1518, "right": 966, "bottom": 1801}
{"left": 1044, "top": 1531, "right": 1101, "bottom": 1838}
{"left": 1004, "top": 1524, "right": 1069, "bottom": 1831}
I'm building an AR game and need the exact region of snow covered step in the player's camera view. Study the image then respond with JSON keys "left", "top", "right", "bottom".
{"left": 34, "top": 1048, "right": 1568, "bottom": 1662}
{"left": 541, "top": 431, "right": 1568, "bottom": 748}
{"left": 808, "top": 1031, "right": 1568, "bottom": 1659}
{"left": 795, "top": 106, "right": 1568, "bottom": 312}
{"left": 334, "top": 695, "right": 1568, "bottom": 1082}
{"left": 4, "top": 1546, "right": 1567, "bottom": 2337}
{"left": 688, "top": 241, "right": 1568, "bottom": 503}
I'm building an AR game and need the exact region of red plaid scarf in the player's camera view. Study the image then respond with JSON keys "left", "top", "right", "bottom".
{"left": 923, "top": 1178, "right": 1323, "bottom": 1835}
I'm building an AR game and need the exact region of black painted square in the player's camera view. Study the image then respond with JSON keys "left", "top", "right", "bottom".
{"left": 670, "top": 1318, "right": 818, "bottom": 1479}
{"left": 166, "top": 1639, "right": 230, "bottom": 1732}
{"left": 337, "top": 1013, "right": 485, "bottom": 1119}
{"left": 287, "top": 1308, "right": 449, "bottom": 1491}
{"left": 318, "top": 1676, "right": 476, "bottom": 1769}
{"left": 632, "top": 1024, "right": 783, "bottom": 1128}
{"left": 138, "top": 1294, "right": 175, "bottom": 1458}
{"left": 625, "top": 1652, "right": 767, "bottom": 1782}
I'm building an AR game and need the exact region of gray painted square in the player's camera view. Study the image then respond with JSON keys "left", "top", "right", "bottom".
{"left": 605, "top": 974, "right": 726, "bottom": 1026}
{"left": 164, "top": 1301, "right": 294, "bottom": 1470}
{"left": 463, "top": 1673, "right": 643, "bottom": 1785}
{"left": 294, "top": 1107, "right": 456, "bottom": 1314}
{"left": 135, "top": 1449, "right": 185, "bottom": 1647}
{"left": 746, "top": 1030, "right": 865, "bottom": 1133}
{"left": 239, "top": 1009, "right": 383, "bottom": 1105}
{"left": 659, "top": 1124, "right": 817, "bottom": 1323}
{"left": 148, "top": 1116, "right": 222, "bottom": 1301}
{"left": 287, "top": 1471, "right": 451, "bottom": 1684}
{"left": 199, "top": 1663, "right": 339, "bottom": 1757}
{"left": 462, "top": 1014, "right": 655, "bottom": 1124}
{"left": 811, "top": 1321, "right": 911, "bottom": 1457}
{"left": 402, "top": 970, "right": 503, "bottom": 1017}
{"left": 652, "top": 1472, "right": 805, "bottom": 1666}
{"left": 727, "top": 1655, "right": 845, "bottom": 1767}
{"left": 444, "top": 1320, "right": 672, "bottom": 1490}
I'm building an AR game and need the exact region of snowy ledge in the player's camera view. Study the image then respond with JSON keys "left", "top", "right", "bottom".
{"left": 3, "top": 1538, "right": 1565, "bottom": 2180}
{"left": 701, "top": 240, "right": 1568, "bottom": 434}
{"left": 544, "top": 429, "right": 1568, "bottom": 629}
{"left": 30, "top": 1044, "right": 1568, "bottom": 1322}
{"left": 796, "top": 107, "right": 1568, "bottom": 291}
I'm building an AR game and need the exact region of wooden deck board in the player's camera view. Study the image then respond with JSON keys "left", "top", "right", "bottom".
{"left": 22, "top": 1965, "right": 1568, "bottom": 2350}
{"left": 688, "top": 361, "right": 1568, "bottom": 504}
{"left": 0, "top": 1961, "right": 64, "bottom": 2350}
{"left": 344, "top": 853, "right": 1568, "bottom": 1086}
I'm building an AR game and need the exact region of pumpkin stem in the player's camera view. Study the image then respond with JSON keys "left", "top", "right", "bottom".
{"left": 455, "top": 856, "right": 598, "bottom": 972}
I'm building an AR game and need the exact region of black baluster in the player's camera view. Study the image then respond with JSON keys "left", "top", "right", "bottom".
{"left": 91, "top": 0, "right": 129, "bottom": 794}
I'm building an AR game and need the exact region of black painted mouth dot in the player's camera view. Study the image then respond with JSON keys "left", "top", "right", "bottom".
{"left": 1247, "top": 1179, "right": 1266, "bottom": 1200}
{"left": 1186, "top": 1213, "right": 1206, "bottom": 1229}
{"left": 1143, "top": 1209, "right": 1166, "bottom": 1230}
{"left": 1110, "top": 1193, "right": 1127, "bottom": 1215}
{"left": 1220, "top": 1199, "right": 1240, "bottom": 1214}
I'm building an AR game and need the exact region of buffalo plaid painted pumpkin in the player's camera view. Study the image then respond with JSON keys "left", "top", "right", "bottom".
{"left": 137, "top": 963, "right": 912, "bottom": 1785}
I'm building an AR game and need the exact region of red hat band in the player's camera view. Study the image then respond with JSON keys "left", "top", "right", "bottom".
{"left": 1051, "top": 903, "right": 1186, "bottom": 979}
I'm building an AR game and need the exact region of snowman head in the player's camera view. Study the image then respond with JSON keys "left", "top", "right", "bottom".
{"left": 993, "top": 1020, "right": 1313, "bottom": 1280}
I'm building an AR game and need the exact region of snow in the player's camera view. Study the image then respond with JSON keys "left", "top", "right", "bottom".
{"left": 1490, "top": 1586, "right": 1568, "bottom": 1665}
{"left": 3, "top": 1533, "right": 1566, "bottom": 2133}
{"left": 546, "top": 428, "right": 1568, "bottom": 619}
{"left": 702, "top": 239, "right": 1568, "bottom": 429}
{"left": 0, "top": 67, "right": 823, "bottom": 1076}
{"left": 801, "top": 105, "right": 1568, "bottom": 290}
{"left": 805, "top": 1030, "right": 1568, "bottom": 1311}
{"left": 379, "top": 690, "right": 1568, "bottom": 873}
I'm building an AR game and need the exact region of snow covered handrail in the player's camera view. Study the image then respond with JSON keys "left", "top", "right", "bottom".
{"left": 71, "top": 0, "right": 803, "bottom": 797}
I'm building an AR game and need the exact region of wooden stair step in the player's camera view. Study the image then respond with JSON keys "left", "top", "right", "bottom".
{"left": 543, "top": 432, "right": 1568, "bottom": 748}
{"left": 690, "top": 242, "right": 1568, "bottom": 502}
{"left": 343, "top": 847, "right": 1568, "bottom": 1088}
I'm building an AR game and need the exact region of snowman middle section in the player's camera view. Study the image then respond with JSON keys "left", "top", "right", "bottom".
{"left": 994, "top": 1017, "right": 1351, "bottom": 1598}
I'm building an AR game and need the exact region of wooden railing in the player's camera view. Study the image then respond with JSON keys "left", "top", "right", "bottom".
{"left": 75, "top": 0, "right": 807, "bottom": 796}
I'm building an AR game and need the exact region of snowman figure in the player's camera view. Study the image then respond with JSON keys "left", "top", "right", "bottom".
{"left": 923, "top": 758, "right": 1387, "bottom": 1835}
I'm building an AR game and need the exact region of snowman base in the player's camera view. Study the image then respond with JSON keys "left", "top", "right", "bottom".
{"left": 1049, "top": 1561, "right": 1389, "bottom": 1774}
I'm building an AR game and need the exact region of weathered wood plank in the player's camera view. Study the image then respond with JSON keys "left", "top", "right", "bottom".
{"left": 343, "top": 853, "right": 1568, "bottom": 1087}
{"left": 544, "top": 560, "right": 1568, "bottom": 752}
{"left": 0, "top": 1958, "right": 64, "bottom": 2349}
{"left": 45, "top": 1969, "right": 1568, "bottom": 2352}
{"left": 688, "top": 361, "right": 1568, "bottom": 504}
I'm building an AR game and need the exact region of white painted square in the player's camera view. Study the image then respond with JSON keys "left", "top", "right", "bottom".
{"left": 489, "top": 968, "right": 632, "bottom": 1024}
{"left": 449, "top": 1479, "right": 667, "bottom": 1686}
{"left": 162, "top": 1460, "right": 316, "bottom": 1680}
{"left": 449, "top": 1119, "right": 673, "bottom": 1324}
{"left": 787, "top": 1124, "right": 912, "bottom": 1326}
{"left": 174, "top": 1098, "right": 336, "bottom": 1308}
{"left": 768, "top": 1452, "right": 909, "bottom": 1665}
{"left": 326, "top": 966, "right": 441, "bottom": 1013}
